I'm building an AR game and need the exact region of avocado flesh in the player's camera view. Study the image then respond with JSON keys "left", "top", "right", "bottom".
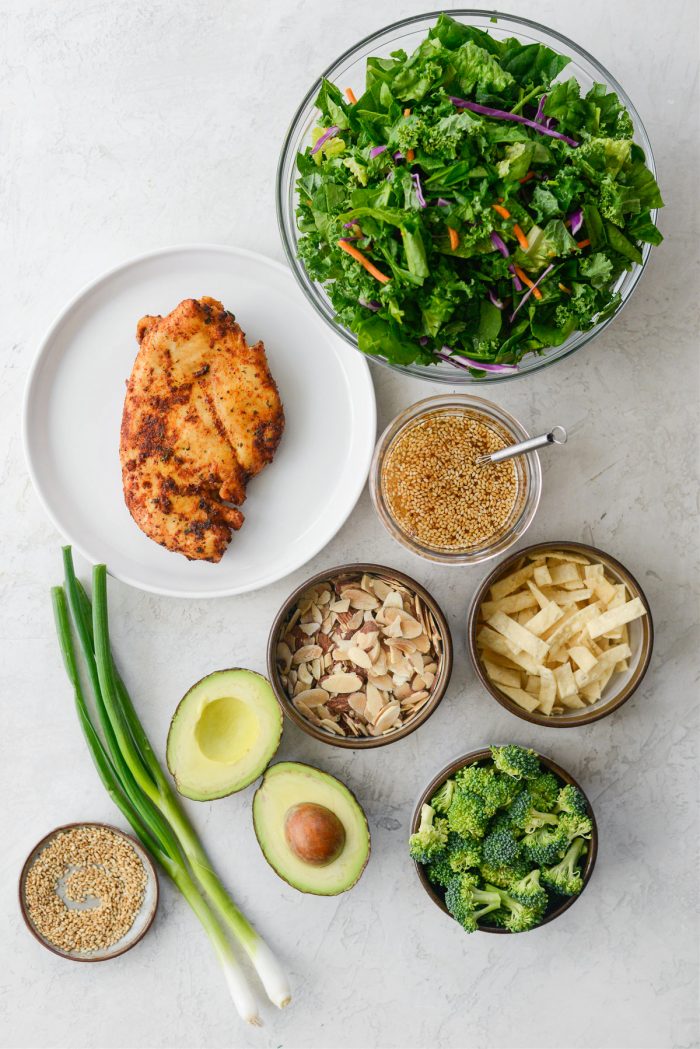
{"left": 166, "top": 669, "right": 282, "bottom": 801}
{"left": 253, "top": 762, "right": 370, "bottom": 895}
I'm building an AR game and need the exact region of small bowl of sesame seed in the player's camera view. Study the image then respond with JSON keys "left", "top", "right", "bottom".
{"left": 19, "top": 822, "right": 159, "bottom": 962}
{"left": 369, "top": 395, "right": 542, "bottom": 565}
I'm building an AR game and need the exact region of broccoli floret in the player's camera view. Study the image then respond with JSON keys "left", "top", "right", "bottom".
{"left": 482, "top": 824, "right": 523, "bottom": 868}
{"left": 455, "top": 764, "right": 518, "bottom": 814}
{"left": 556, "top": 784, "right": 588, "bottom": 816}
{"left": 445, "top": 875, "right": 502, "bottom": 933}
{"left": 521, "top": 824, "right": 568, "bottom": 865}
{"left": 409, "top": 804, "right": 448, "bottom": 864}
{"left": 447, "top": 788, "right": 490, "bottom": 839}
{"left": 479, "top": 857, "right": 531, "bottom": 889}
{"left": 509, "top": 868, "right": 549, "bottom": 910}
{"left": 446, "top": 832, "right": 482, "bottom": 873}
{"left": 508, "top": 789, "right": 560, "bottom": 834}
{"left": 558, "top": 812, "right": 593, "bottom": 843}
{"left": 485, "top": 883, "right": 545, "bottom": 933}
{"left": 541, "top": 837, "right": 587, "bottom": 896}
{"left": 430, "top": 778, "right": 456, "bottom": 814}
{"left": 425, "top": 853, "right": 454, "bottom": 889}
{"left": 528, "top": 772, "right": 560, "bottom": 812}
{"left": 491, "top": 745, "right": 541, "bottom": 780}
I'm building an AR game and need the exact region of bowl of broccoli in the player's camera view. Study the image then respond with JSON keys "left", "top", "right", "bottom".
{"left": 409, "top": 744, "right": 597, "bottom": 933}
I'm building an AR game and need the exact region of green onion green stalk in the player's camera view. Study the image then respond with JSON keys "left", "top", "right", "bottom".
{"left": 51, "top": 547, "right": 291, "bottom": 1026}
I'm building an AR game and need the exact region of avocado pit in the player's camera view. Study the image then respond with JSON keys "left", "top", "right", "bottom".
{"left": 284, "top": 803, "right": 346, "bottom": 866}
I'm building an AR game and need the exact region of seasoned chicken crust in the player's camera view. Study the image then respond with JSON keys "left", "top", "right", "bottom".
{"left": 120, "top": 296, "right": 284, "bottom": 562}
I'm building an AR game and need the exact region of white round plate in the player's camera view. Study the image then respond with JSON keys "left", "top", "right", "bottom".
{"left": 23, "top": 244, "right": 376, "bottom": 598}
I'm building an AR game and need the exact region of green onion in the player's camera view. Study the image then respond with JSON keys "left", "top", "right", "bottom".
{"left": 51, "top": 548, "right": 292, "bottom": 1024}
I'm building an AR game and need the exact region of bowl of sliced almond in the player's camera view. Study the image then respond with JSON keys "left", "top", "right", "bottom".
{"left": 267, "top": 564, "right": 453, "bottom": 748}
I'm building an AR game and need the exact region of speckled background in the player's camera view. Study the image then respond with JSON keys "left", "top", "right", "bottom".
{"left": 2, "top": 1, "right": 698, "bottom": 1047}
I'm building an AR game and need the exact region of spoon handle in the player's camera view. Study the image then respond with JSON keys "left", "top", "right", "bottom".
{"left": 481, "top": 425, "right": 567, "bottom": 465}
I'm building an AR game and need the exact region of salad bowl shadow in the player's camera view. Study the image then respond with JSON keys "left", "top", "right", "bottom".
{"left": 277, "top": 9, "right": 658, "bottom": 384}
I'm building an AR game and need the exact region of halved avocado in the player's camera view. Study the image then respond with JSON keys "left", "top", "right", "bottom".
{"left": 166, "top": 669, "right": 282, "bottom": 801}
{"left": 252, "top": 762, "right": 370, "bottom": 895}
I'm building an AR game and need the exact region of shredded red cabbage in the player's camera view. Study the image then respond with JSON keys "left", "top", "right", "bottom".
{"left": 310, "top": 125, "right": 339, "bottom": 155}
{"left": 490, "top": 232, "right": 510, "bottom": 258}
{"left": 392, "top": 150, "right": 404, "bottom": 161}
{"left": 509, "top": 263, "right": 555, "bottom": 322}
{"left": 436, "top": 198, "right": 450, "bottom": 206}
{"left": 418, "top": 336, "right": 429, "bottom": 346}
{"left": 411, "top": 172, "right": 427, "bottom": 208}
{"left": 449, "top": 97, "right": 579, "bottom": 148}
{"left": 487, "top": 289, "right": 504, "bottom": 309}
{"left": 370, "top": 145, "right": 388, "bottom": 158}
{"left": 342, "top": 220, "right": 357, "bottom": 228}
{"left": 438, "top": 349, "right": 518, "bottom": 374}
{"left": 359, "top": 298, "right": 381, "bottom": 312}
{"left": 533, "top": 94, "right": 548, "bottom": 124}
{"left": 509, "top": 264, "right": 523, "bottom": 291}
{"left": 568, "top": 208, "right": 584, "bottom": 235}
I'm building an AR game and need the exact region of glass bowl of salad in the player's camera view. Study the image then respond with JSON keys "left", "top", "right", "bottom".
{"left": 277, "top": 11, "right": 662, "bottom": 383}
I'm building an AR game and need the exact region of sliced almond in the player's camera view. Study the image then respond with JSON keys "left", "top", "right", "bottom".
{"left": 383, "top": 590, "right": 404, "bottom": 610}
{"left": 297, "top": 663, "right": 313, "bottom": 686}
{"left": 292, "top": 644, "right": 322, "bottom": 665}
{"left": 394, "top": 682, "right": 412, "bottom": 701}
{"left": 342, "top": 588, "right": 379, "bottom": 610}
{"left": 321, "top": 672, "right": 363, "bottom": 694}
{"left": 371, "top": 578, "right": 393, "bottom": 601}
{"left": 412, "top": 674, "right": 426, "bottom": 691}
{"left": 374, "top": 702, "right": 401, "bottom": 733}
{"left": 347, "top": 646, "right": 372, "bottom": 670}
{"left": 276, "top": 641, "right": 293, "bottom": 673}
{"left": 320, "top": 718, "right": 346, "bottom": 736}
{"left": 298, "top": 621, "right": 320, "bottom": 637}
{"left": 348, "top": 692, "right": 367, "bottom": 716}
{"left": 311, "top": 657, "right": 323, "bottom": 680}
{"left": 330, "top": 598, "right": 350, "bottom": 613}
{"left": 365, "top": 684, "right": 384, "bottom": 721}
{"left": 295, "top": 688, "right": 330, "bottom": 707}
{"left": 367, "top": 673, "right": 394, "bottom": 691}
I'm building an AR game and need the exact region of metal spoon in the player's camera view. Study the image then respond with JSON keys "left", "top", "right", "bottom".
{"left": 477, "top": 425, "right": 567, "bottom": 467}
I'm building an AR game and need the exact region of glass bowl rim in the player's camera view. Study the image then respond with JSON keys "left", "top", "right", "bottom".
{"left": 276, "top": 8, "right": 658, "bottom": 385}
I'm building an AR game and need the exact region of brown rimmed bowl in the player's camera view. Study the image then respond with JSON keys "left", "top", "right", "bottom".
{"left": 412, "top": 748, "right": 598, "bottom": 933}
{"left": 467, "top": 541, "right": 654, "bottom": 728}
{"left": 19, "top": 822, "right": 159, "bottom": 962}
{"left": 267, "top": 563, "right": 453, "bottom": 749}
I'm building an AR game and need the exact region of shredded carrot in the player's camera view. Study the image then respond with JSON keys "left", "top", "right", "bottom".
{"left": 518, "top": 171, "right": 536, "bottom": 184}
{"left": 497, "top": 196, "right": 505, "bottom": 203}
{"left": 558, "top": 283, "right": 572, "bottom": 294}
{"left": 513, "top": 264, "right": 543, "bottom": 300}
{"left": 337, "top": 239, "right": 390, "bottom": 283}
{"left": 448, "top": 226, "right": 460, "bottom": 251}
{"left": 406, "top": 148, "right": 415, "bottom": 162}
{"left": 492, "top": 203, "right": 511, "bottom": 219}
{"left": 345, "top": 87, "right": 357, "bottom": 104}
{"left": 577, "top": 239, "right": 591, "bottom": 249}
{"left": 512, "top": 224, "right": 529, "bottom": 251}
{"left": 403, "top": 108, "right": 412, "bottom": 117}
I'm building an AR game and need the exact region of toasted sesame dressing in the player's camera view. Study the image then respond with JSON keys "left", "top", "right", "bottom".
{"left": 382, "top": 413, "right": 518, "bottom": 551}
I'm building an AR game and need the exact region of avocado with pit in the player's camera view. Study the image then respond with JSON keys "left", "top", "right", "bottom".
{"left": 166, "top": 669, "right": 282, "bottom": 801}
{"left": 252, "top": 762, "right": 370, "bottom": 895}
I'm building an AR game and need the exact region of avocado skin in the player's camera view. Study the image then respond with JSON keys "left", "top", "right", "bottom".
{"left": 252, "top": 761, "right": 371, "bottom": 895}
{"left": 166, "top": 667, "right": 283, "bottom": 801}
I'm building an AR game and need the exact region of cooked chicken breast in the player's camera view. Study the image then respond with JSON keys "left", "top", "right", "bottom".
{"left": 120, "top": 296, "right": 284, "bottom": 562}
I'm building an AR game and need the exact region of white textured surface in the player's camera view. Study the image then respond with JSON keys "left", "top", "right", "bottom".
{"left": 1, "top": 1, "right": 698, "bottom": 1047}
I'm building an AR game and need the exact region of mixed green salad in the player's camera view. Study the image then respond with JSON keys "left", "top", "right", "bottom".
{"left": 409, "top": 746, "right": 593, "bottom": 932}
{"left": 295, "top": 14, "right": 664, "bottom": 373}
